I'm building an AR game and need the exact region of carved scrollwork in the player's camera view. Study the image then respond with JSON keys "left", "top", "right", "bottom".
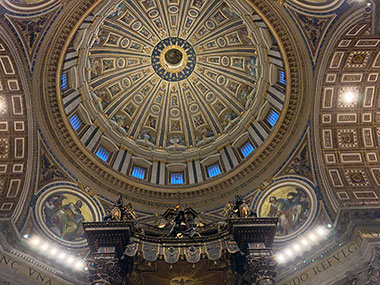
{"left": 241, "top": 255, "right": 277, "bottom": 285}
{"left": 87, "top": 256, "right": 124, "bottom": 285}
{"left": 347, "top": 247, "right": 380, "bottom": 285}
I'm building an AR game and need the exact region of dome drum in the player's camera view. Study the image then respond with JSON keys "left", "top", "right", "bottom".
{"left": 34, "top": 0, "right": 311, "bottom": 210}
{"left": 58, "top": 0, "right": 288, "bottom": 188}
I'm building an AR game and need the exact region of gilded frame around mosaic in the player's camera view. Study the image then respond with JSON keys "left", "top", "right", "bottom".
{"left": 255, "top": 179, "right": 318, "bottom": 241}
{"left": 33, "top": 184, "right": 103, "bottom": 247}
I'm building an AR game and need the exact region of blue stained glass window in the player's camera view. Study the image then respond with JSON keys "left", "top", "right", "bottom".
{"left": 96, "top": 146, "right": 110, "bottom": 162}
{"left": 240, "top": 141, "right": 254, "bottom": 158}
{"left": 61, "top": 73, "right": 68, "bottom": 90}
{"left": 69, "top": 114, "right": 82, "bottom": 131}
{"left": 132, "top": 166, "right": 146, "bottom": 179}
{"left": 266, "top": 110, "right": 279, "bottom": 127}
{"left": 279, "top": 70, "right": 286, "bottom": 85}
{"left": 171, "top": 172, "right": 184, "bottom": 184}
{"left": 207, "top": 163, "right": 221, "bottom": 178}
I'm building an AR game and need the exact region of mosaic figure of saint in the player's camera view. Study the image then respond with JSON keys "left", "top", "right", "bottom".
{"left": 266, "top": 188, "right": 309, "bottom": 235}
{"left": 44, "top": 196, "right": 86, "bottom": 241}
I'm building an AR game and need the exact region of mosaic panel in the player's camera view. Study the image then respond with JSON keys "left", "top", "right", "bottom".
{"left": 34, "top": 186, "right": 102, "bottom": 247}
{"left": 256, "top": 180, "right": 318, "bottom": 241}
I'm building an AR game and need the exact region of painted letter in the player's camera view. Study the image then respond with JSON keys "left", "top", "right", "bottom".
{"left": 11, "top": 261, "right": 19, "bottom": 271}
{"left": 0, "top": 256, "right": 10, "bottom": 265}
{"left": 29, "top": 268, "right": 37, "bottom": 277}
{"left": 37, "top": 273, "right": 45, "bottom": 282}
{"left": 291, "top": 277, "right": 301, "bottom": 285}
{"left": 332, "top": 252, "right": 341, "bottom": 262}
{"left": 348, "top": 244, "right": 358, "bottom": 253}
{"left": 312, "top": 265, "right": 322, "bottom": 275}
{"left": 321, "top": 260, "right": 331, "bottom": 271}
{"left": 300, "top": 273, "right": 309, "bottom": 281}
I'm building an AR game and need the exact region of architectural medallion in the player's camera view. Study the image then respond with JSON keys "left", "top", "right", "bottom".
{"left": 34, "top": 185, "right": 103, "bottom": 247}
{"left": 256, "top": 180, "right": 317, "bottom": 241}
{"left": 152, "top": 37, "right": 196, "bottom": 81}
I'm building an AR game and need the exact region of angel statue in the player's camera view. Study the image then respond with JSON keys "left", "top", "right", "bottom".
{"left": 222, "top": 200, "right": 235, "bottom": 218}
{"left": 222, "top": 196, "right": 257, "bottom": 219}
{"left": 103, "top": 194, "right": 136, "bottom": 221}
{"left": 234, "top": 195, "right": 256, "bottom": 218}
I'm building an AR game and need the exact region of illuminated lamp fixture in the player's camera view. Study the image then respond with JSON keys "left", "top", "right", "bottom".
{"left": 292, "top": 244, "right": 301, "bottom": 252}
{"left": 30, "top": 236, "right": 40, "bottom": 246}
{"left": 74, "top": 261, "right": 85, "bottom": 270}
{"left": 308, "top": 233, "right": 317, "bottom": 241}
{"left": 285, "top": 249, "right": 293, "bottom": 257}
{"left": 50, "top": 247, "right": 58, "bottom": 255}
{"left": 276, "top": 254, "right": 285, "bottom": 263}
{"left": 58, "top": 252, "right": 66, "bottom": 260}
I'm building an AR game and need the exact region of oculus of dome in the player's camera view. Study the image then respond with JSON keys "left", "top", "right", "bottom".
{"left": 152, "top": 37, "right": 196, "bottom": 81}
{"left": 160, "top": 45, "right": 187, "bottom": 72}
{"left": 164, "top": 48, "right": 183, "bottom": 65}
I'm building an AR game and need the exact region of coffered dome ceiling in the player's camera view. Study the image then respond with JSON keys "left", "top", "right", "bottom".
{"left": 78, "top": 0, "right": 266, "bottom": 160}
{"left": 37, "top": 0, "right": 311, "bottom": 211}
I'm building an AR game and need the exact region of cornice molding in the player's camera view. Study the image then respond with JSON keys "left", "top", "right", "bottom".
{"left": 34, "top": 0, "right": 313, "bottom": 213}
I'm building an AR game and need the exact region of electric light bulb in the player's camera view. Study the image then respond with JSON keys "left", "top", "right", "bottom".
{"left": 58, "top": 252, "right": 66, "bottom": 260}
{"left": 293, "top": 244, "right": 301, "bottom": 252}
{"left": 285, "top": 249, "right": 293, "bottom": 257}
{"left": 67, "top": 256, "right": 74, "bottom": 264}
{"left": 73, "top": 260, "right": 84, "bottom": 270}
{"left": 41, "top": 243, "right": 49, "bottom": 251}
{"left": 276, "top": 254, "right": 285, "bottom": 263}
{"left": 30, "top": 237, "right": 40, "bottom": 246}
{"left": 317, "top": 226, "right": 328, "bottom": 236}
{"left": 309, "top": 233, "right": 317, "bottom": 241}
{"left": 50, "top": 247, "right": 58, "bottom": 255}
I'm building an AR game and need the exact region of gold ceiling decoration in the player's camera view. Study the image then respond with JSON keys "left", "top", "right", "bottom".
{"left": 36, "top": 0, "right": 311, "bottom": 211}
